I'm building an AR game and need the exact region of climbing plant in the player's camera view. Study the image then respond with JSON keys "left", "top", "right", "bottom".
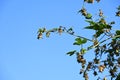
{"left": 37, "top": 0, "right": 120, "bottom": 80}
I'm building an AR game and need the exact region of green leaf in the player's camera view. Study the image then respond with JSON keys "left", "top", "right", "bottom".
{"left": 73, "top": 42, "right": 81, "bottom": 45}
{"left": 68, "top": 27, "right": 73, "bottom": 31}
{"left": 85, "top": 13, "right": 92, "bottom": 19}
{"left": 115, "top": 30, "right": 120, "bottom": 38}
{"left": 67, "top": 27, "right": 74, "bottom": 34}
{"left": 95, "top": 30, "right": 104, "bottom": 37}
{"left": 53, "top": 28, "right": 58, "bottom": 31}
{"left": 37, "top": 28, "right": 46, "bottom": 34}
{"left": 73, "top": 38, "right": 87, "bottom": 45}
{"left": 82, "top": 38, "right": 87, "bottom": 43}
{"left": 81, "top": 48, "right": 87, "bottom": 54}
{"left": 85, "top": 20, "right": 100, "bottom": 30}
{"left": 46, "top": 31, "right": 50, "bottom": 37}
{"left": 84, "top": 24, "right": 100, "bottom": 30}
{"left": 85, "top": 23, "right": 108, "bottom": 31}
{"left": 49, "top": 28, "right": 58, "bottom": 32}
{"left": 116, "top": 30, "right": 120, "bottom": 35}
{"left": 38, "top": 28, "right": 43, "bottom": 33}
{"left": 115, "top": 73, "right": 120, "bottom": 80}
{"left": 105, "top": 24, "right": 112, "bottom": 29}
{"left": 75, "top": 37, "right": 81, "bottom": 41}
{"left": 84, "top": 26, "right": 94, "bottom": 30}
{"left": 117, "top": 5, "right": 120, "bottom": 10}
{"left": 66, "top": 50, "right": 76, "bottom": 56}
{"left": 85, "top": 20, "right": 96, "bottom": 26}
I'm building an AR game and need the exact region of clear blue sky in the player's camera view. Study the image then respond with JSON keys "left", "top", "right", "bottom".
{"left": 0, "top": 0, "right": 120, "bottom": 80}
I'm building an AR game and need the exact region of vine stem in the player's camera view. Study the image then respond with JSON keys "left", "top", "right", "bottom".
{"left": 89, "top": 34, "right": 120, "bottom": 50}
{"left": 63, "top": 28, "right": 93, "bottom": 42}
{"left": 70, "top": 33, "right": 93, "bottom": 42}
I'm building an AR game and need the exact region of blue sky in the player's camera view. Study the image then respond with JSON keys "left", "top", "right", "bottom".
{"left": 0, "top": 0, "right": 120, "bottom": 80}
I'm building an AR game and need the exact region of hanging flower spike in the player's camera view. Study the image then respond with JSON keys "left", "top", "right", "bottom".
{"left": 96, "top": 0, "right": 100, "bottom": 3}
{"left": 116, "top": 11, "right": 120, "bottom": 16}
{"left": 58, "top": 26, "right": 63, "bottom": 35}
{"left": 84, "top": 0, "right": 94, "bottom": 3}
{"left": 79, "top": 8, "right": 87, "bottom": 16}
{"left": 98, "top": 65, "right": 105, "bottom": 72}
{"left": 116, "top": 5, "right": 120, "bottom": 17}
{"left": 103, "top": 77, "right": 107, "bottom": 80}
{"left": 37, "top": 32, "right": 43, "bottom": 39}
{"left": 99, "top": 9, "right": 103, "bottom": 17}
{"left": 37, "top": 28, "right": 45, "bottom": 39}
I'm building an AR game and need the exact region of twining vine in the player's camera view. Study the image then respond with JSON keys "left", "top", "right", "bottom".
{"left": 37, "top": 0, "right": 120, "bottom": 80}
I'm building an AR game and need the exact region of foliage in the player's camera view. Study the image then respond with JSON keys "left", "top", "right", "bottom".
{"left": 116, "top": 73, "right": 120, "bottom": 80}
{"left": 37, "top": 0, "right": 120, "bottom": 80}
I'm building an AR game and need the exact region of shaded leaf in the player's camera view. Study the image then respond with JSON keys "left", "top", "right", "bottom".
{"left": 116, "top": 73, "right": 120, "bottom": 80}
{"left": 66, "top": 50, "right": 76, "bottom": 56}
{"left": 95, "top": 30, "right": 104, "bottom": 37}
{"left": 117, "top": 5, "right": 120, "bottom": 10}
{"left": 105, "top": 25, "right": 112, "bottom": 29}
{"left": 116, "top": 30, "right": 120, "bottom": 35}
{"left": 68, "top": 27, "right": 73, "bottom": 31}
{"left": 116, "top": 11, "right": 120, "bottom": 16}
{"left": 84, "top": 26, "right": 95, "bottom": 30}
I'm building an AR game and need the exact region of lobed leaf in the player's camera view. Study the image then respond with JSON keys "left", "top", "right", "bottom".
{"left": 73, "top": 38, "right": 87, "bottom": 45}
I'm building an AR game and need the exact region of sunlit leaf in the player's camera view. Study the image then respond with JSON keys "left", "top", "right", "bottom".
{"left": 81, "top": 48, "right": 87, "bottom": 54}
{"left": 85, "top": 20, "right": 96, "bottom": 26}
{"left": 85, "top": 13, "right": 92, "bottom": 19}
{"left": 73, "top": 38, "right": 87, "bottom": 45}
{"left": 84, "top": 24, "right": 100, "bottom": 30}
{"left": 83, "top": 39, "right": 87, "bottom": 43}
